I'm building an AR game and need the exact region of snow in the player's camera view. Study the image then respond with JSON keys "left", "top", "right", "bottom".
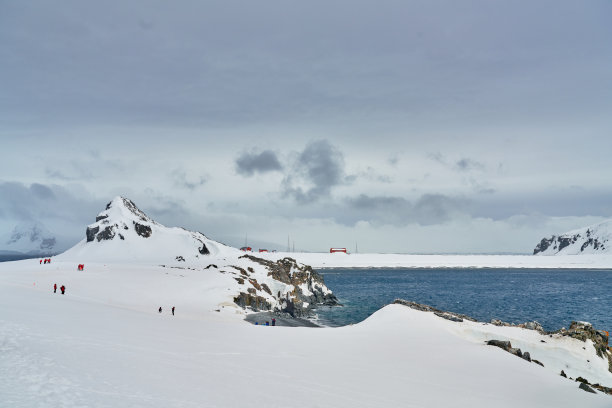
{"left": 1, "top": 258, "right": 610, "bottom": 407}
{"left": 2, "top": 196, "right": 611, "bottom": 406}
{"left": 255, "top": 251, "right": 612, "bottom": 269}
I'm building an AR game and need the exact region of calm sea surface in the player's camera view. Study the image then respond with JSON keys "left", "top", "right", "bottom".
{"left": 315, "top": 268, "right": 612, "bottom": 331}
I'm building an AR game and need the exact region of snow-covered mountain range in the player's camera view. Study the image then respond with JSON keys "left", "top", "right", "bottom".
{"left": 58, "top": 196, "right": 338, "bottom": 317}
{"left": 534, "top": 219, "right": 611, "bottom": 255}
{"left": 2, "top": 221, "right": 59, "bottom": 255}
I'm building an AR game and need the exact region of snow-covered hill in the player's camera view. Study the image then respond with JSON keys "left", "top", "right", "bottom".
{"left": 56, "top": 196, "right": 337, "bottom": 317}
{"left": 534, "top": 220, "right": 611, "bottom": 255}
{"left": 2, "top": 221, "right": 59, "bottom": 255}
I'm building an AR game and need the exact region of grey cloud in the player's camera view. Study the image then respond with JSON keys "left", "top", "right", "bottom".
{"left": 0, "top": 182, "right": 103, "bottom": 246}
{"left": 31, "top": 183, "right": 56, "bottom": 200}
{"left": 171, "top": 169, "right": 206, "bottom": 191}
{"left": 282, "top": 140, "right": 346, "bottom": 204}
{"left": 235, "top": 150, "right": 283, "bottom": 177}
{"left": 429, "top": 153, "right": 485, "bottom": 173}
{"left": 455, "top": 158, "right": 484, "bottom": 172}
{"left": 342, "top": 193, "right": 468, "bottom": 226}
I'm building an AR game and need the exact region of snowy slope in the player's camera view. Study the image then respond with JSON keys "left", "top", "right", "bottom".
{"left": 2, "top": 221, "right": 59, "bottom": 255}
{"left": 534, "top": 219, "right": 612, "bottom": 255}
{"left": 0, "top": 266, "right": 609, "bottom": 407}
{"left": 55, "top": 196, "right": 337, "bottom": 318}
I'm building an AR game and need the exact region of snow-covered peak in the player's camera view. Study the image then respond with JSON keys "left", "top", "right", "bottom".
{"left": 534, "top": 219, "right": 612, "bottom": 255}
{"left": 59, "top": 196, "right": 236, "bottom": 263}
{"left": 4, "top": 221, "right": 57, "bottom": 254}
{"left": 101, "top": 196, "right": 156, "bottom": 225}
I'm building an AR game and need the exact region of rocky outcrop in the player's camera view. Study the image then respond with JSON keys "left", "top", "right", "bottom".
{"left": 533, "top": 221, "right": 611, "bottom": 255}
{"left": 393, "top": 300, "right": 477, "bottom": 322}
{"left": 133, "top": 222, "right": 152, "bottom": 238}
{"left": 553, "top": 321, "right": 612, "bottom": 372}
{"left": 490, "top": 319, "right": 544, "bottom": 333}
{"left": 234, "top": 255, "right": 339, "bottom": 317}
{"left": 485, "top": 339, "right": 539, "bottom": 364}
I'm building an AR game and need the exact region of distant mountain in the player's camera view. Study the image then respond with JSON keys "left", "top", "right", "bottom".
{"left": 60, "top": 196, "right": 232, "bottom": 263}
{"left": 533, "top": 220, "right": 611, "bottom": 255}
{"left": 3, "top": 221, "right": 59, "bottom": 256}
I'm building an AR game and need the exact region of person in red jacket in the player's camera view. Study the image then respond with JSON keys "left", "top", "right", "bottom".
{"left": 60, "top": 285, "right": 65, "bottom": 295}
{"left": 54, "top": 283, "right": 57, "bottom": 293}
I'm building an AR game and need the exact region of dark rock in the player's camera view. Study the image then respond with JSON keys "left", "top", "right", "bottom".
{"left": 96, "top": 215, "right": 108, "bottom": 222}
{"left": 118, "top": 233, "right": 124, "bottom": 240}
{"left": 533, "top": 359, "right": 544, "bottom": 367}
{"left": 560, "top": 370, "right": 567, "bottom": 378}
{"left": 486, "top": 340, "right": 512, "bottom": 351}
{"left": 434, "top": 312, "right": 463, "bottom": 322}
{"left": 96, "top": 226, "right": 115, "bottom": 241}
{"left": 261, "top": 283, "right": 272, "bottom": 295}
{"left": 576, "top": 377, "right": 590, "bottom": 384}
{"left": 176, "top": 256, "right": 185, "bottom": 262}
{"left": 237, "top": 255, "right": 339, "bottom": 317}
{"left": 233, "top": 292, "right": 271, "bottom": 311}
{"left": 204, "top": 264, "right": 218, "bottom": 269}
{"left": 86, "top": 226, "right": 99, "bottom": 242}
{"left": 198, "top": 242, "right": 209, "bottom": 255}
{"left": 579, "top": 383, "right": 597, "bottom": 394}
{"left": 522, "top": 351, "right": 532, "bottom": 362}
{"left": 394, "top": 300, "right": 477, "bottom": 322}
{"left": 533, "top": 237, "right": 554, "bottom": 255}
{"left": 133, "top": 222, "right": 152, "bottom": 238}
{"left": 509, "top": 348, "right": 523, "bottom": 358}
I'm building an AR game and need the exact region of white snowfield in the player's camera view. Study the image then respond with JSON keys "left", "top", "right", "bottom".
{"left": 1, "top": 196, "right": 611, "bottom": 407}
{"left": 1, "top": 257, "right": 611, "bottom": 408}
{"left": 258, "top": 251, "right": 612, "bottom": 269}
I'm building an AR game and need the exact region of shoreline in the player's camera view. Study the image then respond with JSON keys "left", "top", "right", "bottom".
{"left": 244, "top": 311, "right": 321, "bottom": 327}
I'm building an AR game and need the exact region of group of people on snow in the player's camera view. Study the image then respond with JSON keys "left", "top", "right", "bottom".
{"left": 158, "top": 306, "right": 176, "bottom": 315}
{"left": 40, "top": 258, "right": 52, "bottom": 264}
{"left": 53, "top": 283, "right": 66, "bottom": 295}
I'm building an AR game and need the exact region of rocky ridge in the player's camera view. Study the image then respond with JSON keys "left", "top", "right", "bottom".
{"left": 232, "top": 255, "right": 339, "bottom": 317}
{"left": 534, "top": 220, "right": 611, "bottom": 255}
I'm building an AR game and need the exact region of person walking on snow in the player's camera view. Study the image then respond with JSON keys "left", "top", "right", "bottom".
{"left": 60, "top": 285, "right": 65, "bottom": 295}
{"left": 172, "top": 306, "right": 175, "bottom": 316}
{"left": 158, "top": 307, "right": 162, "bottom": 313}
{"left": 53, "top": 283, "right": 57, "bottom": 293}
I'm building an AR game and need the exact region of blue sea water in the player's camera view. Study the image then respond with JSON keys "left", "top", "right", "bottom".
{"left": 315, "top": 268, "right": 612, "bottom": 332}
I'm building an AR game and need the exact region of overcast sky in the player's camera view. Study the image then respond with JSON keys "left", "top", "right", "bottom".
{"left": 1, "top": 1, "right": 611, "bottom": 254}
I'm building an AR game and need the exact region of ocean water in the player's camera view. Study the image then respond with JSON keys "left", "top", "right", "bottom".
{"left": 315, "top": 268, "right": 612, "bottom": 332}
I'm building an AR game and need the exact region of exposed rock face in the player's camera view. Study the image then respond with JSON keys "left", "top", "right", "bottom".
{"left": 554, "top": 321, "right": 612, "bottom": 372}
{"left": 490, "top": 319, "right": 544, "bottom": 333}
{"left": 133, "top": 222, "right": 152, "bottom": 238}
{"left": 234, "top": 255, "right": 339, "bottom": 317}
{"left": 533, "top": 220, "right": 611, "bottom": 255}
{"left": 86, "top": 226, "right": 99, "bottom": 242}
{"left": 393, "top": 300, "right": 477, "bottom": 322}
